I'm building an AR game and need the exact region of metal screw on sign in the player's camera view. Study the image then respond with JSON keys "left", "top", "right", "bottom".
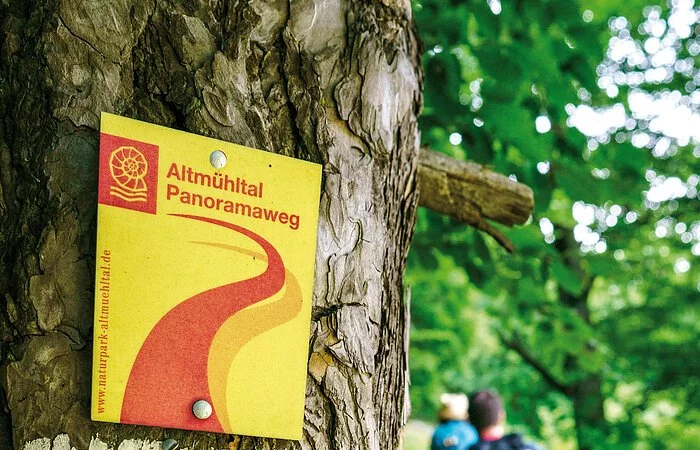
{"left": 192, "top": 399, "right": 213, "bottom": 419}
{"left": 210, "top": 150, "right": 227, "bottom": 169}
{"left": 162, "top": 439, "right": 179, "bottom": 450}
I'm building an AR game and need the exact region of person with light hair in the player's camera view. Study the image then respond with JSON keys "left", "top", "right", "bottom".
{"left": 431, "top": 393, "right": 479, "bottom": 450}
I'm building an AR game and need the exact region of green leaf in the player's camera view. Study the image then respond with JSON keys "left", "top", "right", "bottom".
{"left": 551, "top": 260, "right": 583, "bottom": 295}
{"left": 530, "top": 170, "right": 555, "bottom": 213}
{"left": 507, "top": 225, "right": 545, "bottom": 253}
{"left": 586, "top": 256, "right": 618, "bottom": 277}
{"left": 481, "top": 101, "right": 552, "bottom": 161}
{"left": 555, "top": 157, "right": 611, "bottom": 204}
{"left": 517, "top": 278, "right": 547, "bottom": 305}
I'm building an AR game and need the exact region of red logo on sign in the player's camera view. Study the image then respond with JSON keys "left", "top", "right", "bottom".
{"left": 98, "top": 134, "right": 158, "bottom": 214}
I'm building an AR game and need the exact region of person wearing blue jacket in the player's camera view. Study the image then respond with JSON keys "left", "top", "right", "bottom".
{"left": 431, "top": 393, "right": 479, "bottom": 450}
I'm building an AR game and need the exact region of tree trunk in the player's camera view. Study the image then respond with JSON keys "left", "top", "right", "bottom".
{"left": 0, "top": 0, "right": 422, "bottom": 448}
{"left": 571, "top": 375, "right": 606, "bottom": 450}
{"left": 557, "top": 237, "right": 607, "bottom": 450}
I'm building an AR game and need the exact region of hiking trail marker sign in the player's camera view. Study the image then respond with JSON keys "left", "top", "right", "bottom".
{"left": 92, "top": 113, "right": 321, "bottom": 440}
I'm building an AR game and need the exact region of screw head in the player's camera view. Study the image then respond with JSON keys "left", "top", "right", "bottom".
{"left": 162, "top": 439, "right": 179, "bottom": 450}
{"left": 192, "top": 399, "right": 213, "bottom": 420}
{"left": 210, "top": 150, "right": 227, "bottom": 169}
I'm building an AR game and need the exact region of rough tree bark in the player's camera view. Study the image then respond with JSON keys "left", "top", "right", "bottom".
{"left": 0, "top": 0, "right": 422, "bottom": 449}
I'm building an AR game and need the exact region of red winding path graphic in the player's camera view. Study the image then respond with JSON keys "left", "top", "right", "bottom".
{"left": 120, "top": 214, "right": 285, "bottom": 431}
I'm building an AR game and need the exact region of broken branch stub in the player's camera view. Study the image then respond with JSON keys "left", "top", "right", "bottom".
{"left": 417, "top": 148, "right": 535, "bottom": 252}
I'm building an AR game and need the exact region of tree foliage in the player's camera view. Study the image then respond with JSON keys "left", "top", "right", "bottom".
{"left": 408, "top": 0, "right": 699, "bottom": 448}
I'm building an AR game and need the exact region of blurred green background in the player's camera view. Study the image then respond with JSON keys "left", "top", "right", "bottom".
{"left": 406, "top": 1, "right": 699, "bottom": 449}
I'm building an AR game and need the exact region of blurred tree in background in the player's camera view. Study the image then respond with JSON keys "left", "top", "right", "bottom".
{"left": 408, "top": 1, "right": 699, "bottom": 449}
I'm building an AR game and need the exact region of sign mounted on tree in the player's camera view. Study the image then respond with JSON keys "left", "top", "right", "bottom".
{"left": 91, "top": 113, "right": 322, "bottom": 440}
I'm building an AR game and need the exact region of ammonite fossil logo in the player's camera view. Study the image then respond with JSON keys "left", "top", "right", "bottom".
{"left": 109, "top": 146, "right": 148, "bottom": 202}
{"left": 98, "top": 134, "right": 159, "bottom": 215}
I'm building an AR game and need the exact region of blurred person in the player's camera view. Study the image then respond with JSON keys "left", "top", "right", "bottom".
{"left": 431, "top": 393, "right": 479, "bottom": 450}
{"left": 467, "top": 390, "right": 541, "bottom": 450}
